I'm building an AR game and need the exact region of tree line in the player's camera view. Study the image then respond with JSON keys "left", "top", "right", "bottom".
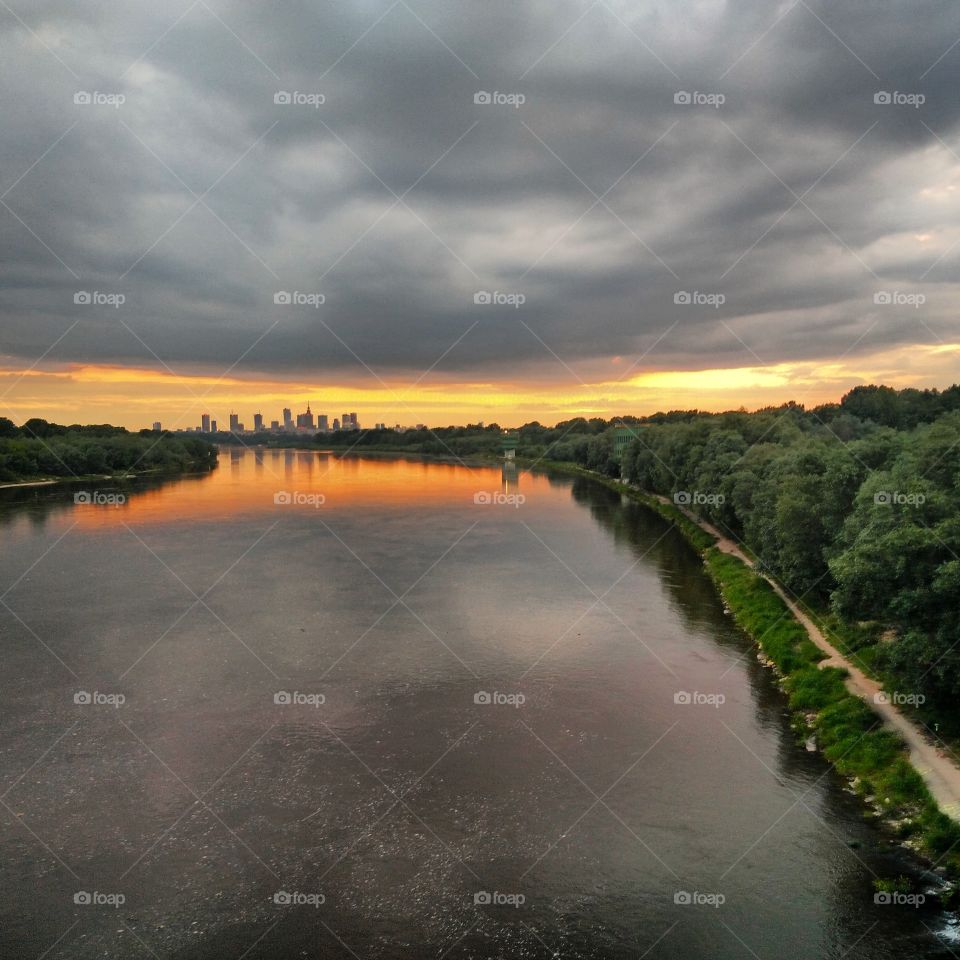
{"left": 0, "top": 418, "right": 218, "bottom": 482}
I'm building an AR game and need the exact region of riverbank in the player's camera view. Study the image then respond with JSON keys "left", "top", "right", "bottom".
{"left": 526, "top": 458, "right": 960, "bottom": 883}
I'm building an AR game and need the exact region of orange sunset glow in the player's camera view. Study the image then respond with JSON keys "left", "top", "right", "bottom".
{"left": 4, "top": 340, "right": 960, "bottom": 429}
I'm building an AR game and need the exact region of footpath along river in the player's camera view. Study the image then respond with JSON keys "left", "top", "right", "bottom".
{"left": 0, "top": 448, "right": 955, "bottom": 958}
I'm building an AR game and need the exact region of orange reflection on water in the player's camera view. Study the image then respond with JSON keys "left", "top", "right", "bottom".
{"left": 47, "top": 448, "right": 552, "bottom": 531}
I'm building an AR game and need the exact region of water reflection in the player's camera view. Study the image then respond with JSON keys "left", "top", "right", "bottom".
{"left": 0, "top": 449, "right": 951, "bottom": 959}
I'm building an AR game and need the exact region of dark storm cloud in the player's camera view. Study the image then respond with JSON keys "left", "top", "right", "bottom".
{"left": 1, "top": 0, "right": 959, "bottom": 381}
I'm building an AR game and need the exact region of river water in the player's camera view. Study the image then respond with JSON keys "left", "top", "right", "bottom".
{"left": 0, "top": 448, "right": 954, "bottom": 958}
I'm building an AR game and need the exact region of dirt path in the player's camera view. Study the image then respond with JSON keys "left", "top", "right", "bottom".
{"left": 659, "top": 496, "right": 960, "bottom": 820}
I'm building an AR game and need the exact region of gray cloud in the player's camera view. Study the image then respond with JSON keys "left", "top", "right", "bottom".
{"left": 1, "top": 0, "right": 959, "bottom": 384}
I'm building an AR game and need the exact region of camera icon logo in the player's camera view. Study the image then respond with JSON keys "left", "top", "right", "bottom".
{"left": 274, "top": 890, "right": 292, "bottom": 904}
{"left": 673, "top": 291, "right": 691, "bottom": 305}
{"left": 873, "top": 291, "right": 892, "bottom": 305}
{"left": 474, "top": 91, "right": 492, "bottom": 104}
{"left": 874, "top": 491, "right": 891, "bottom": 505}
{"left": 74, "top": 491, "right": 92, "bottom": 504}
{"left": 874, "top": 91, "right": 892, "bottom": 105}
{"left": 674, "top": 891, "right": 692, "bottom": 904}
{"left": 674, "top": 91, "right": 692, "bottom": 105}
{"left": 74, "top": 291, "right": 91, "bottom": 305}
{"left": 674, "top": 691, "right": 692, "bottom": 705}
{"left": 474, "top": 891, "right": 492, "bottom": 904}
{"left": 274, "top": 691, "right": 292, "bottom": 705}
{"left": 74, "top": 891, "right": 92, "bottom": 904}
{"left": 274, "top": 91, "right": 292, "bottom": 105}
{"left": 274, "top": 490, "right": 292, "bottom": 505}
{"left": 473, "top": 291, "right": 492, "bottom": 304}
{"left": 474, "top": 691, "right": 492, "bottom": 705}
{"left": 74, "top": 691, "right": 92, "bottom": 705}
{"left": 74, "top": 91, "right": 92, "bottom": 105}
{"left": 673, "top": 491, "right": 692, "bottom": 505}
{"left": 274, "top": 291, "right": 292, "bottom": 305}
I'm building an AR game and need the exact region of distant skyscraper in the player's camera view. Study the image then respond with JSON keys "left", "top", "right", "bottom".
{"left": 210, "top": 419, "right": 218, "bottom": 432}
{"left": 296, "top": 402, "right": 315, "bottom": 430}
{"left": 333, "top": 418, "right": 340, "bottom": 431}
{"left": 270, "top": 420, "right": 280, "bottom": 431}
{"left": 350, "top": 412, "right": 358, "bottom": 430}
{"left": 229, "top": 412, "right": 239, "bottom": 432}
{"left": 282, "top": 407, "right": 293, "bottom": 430}
{"left": 152, "top": 421, "right": 162, "bottom": 432}
{"left": 253, "top": 412, "right": 263, "bottom": 432}
{"left": 318, "top": 414, "right": 329, "bottom": 432}
{"left": 201, "top": 413, "right": 210, "bottom": 432}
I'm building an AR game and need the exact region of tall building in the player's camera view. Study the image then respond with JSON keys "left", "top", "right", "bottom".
{"left": 318, "top": 414, "right": 329, "bottom": 432}
{"left": 333, "top": 418, "right": 340, "bottom": 431}
{"left": 350, "top": 412, "right": 358, "bottom": 430}
{"left": 253, "top": 412, "right": 264, "bottom": 432}
{"left": 270, "top": 420, "right": 280, "bottom": 431}
{"left": 229, "top": 412, "right": 239, "bottom": 432}
{"left": 296, "top": 402, "right": 315, "bottom": 430}
{"left": 282, "top": 407, "right": 293, "bottom": 431}
{"left": 210, "top": 419, "right": 218, "bottom": 432}
{"left": 152, "top": 421, "right": 162, "bottom": 432}
{"left": 201, "top": 413, "right": 210, "bottom": 433}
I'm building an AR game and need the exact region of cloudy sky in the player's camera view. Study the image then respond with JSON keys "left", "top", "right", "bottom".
{"left": 1, "top": 0, "right": 959, "bottom": 428}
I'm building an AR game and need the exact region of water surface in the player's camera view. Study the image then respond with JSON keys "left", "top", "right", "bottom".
{"left": 0, "top": 449, "right": 952, "bottom": 958}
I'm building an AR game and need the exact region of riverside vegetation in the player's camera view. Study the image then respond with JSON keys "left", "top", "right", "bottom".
{"left": 0, "top": 418, "right": 218, "bottom": 483}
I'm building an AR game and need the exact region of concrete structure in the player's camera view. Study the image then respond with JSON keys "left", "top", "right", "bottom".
{"left": 253, "top": 413, "right": 264, "bottom": 432}
{"left": 501, "top": 433, "right": 519, "bottom": 460}
{"left": 201, "top": 413, "right": 210, "bottom": 433}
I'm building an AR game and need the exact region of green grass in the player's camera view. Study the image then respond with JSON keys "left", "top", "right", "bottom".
{"left": 702, "top": 548, "right": 960, "bottom": 873}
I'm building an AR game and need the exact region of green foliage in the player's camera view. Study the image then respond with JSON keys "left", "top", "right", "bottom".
{"left": 0, "top": 421, "right": 217, "bottom": 482}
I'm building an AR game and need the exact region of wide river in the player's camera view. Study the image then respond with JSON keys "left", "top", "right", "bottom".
{"left": 0, "top": 449, "right": 955, "bottom": 958}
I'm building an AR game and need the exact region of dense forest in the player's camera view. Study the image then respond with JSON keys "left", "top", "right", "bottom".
{"left": 596, "top": 385, "right": 960, "bottom": 730}
{"left": 0, "top": 418, "right": 218, "bottom": 482}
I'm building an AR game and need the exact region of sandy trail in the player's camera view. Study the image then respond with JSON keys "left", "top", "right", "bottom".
{"left": 659, "top": 496, "right": 960, "bottom": 820}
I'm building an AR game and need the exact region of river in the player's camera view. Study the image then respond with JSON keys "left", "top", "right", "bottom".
{"left": 0, "top": 448, "right": 954, "bottom": 958}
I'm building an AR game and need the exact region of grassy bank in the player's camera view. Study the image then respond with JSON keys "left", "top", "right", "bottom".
{"left": 540, "top": 460, "right": 960, "bottom": 878}
{"left": 705, "top": 550, "right": 960, "bottom": 875}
